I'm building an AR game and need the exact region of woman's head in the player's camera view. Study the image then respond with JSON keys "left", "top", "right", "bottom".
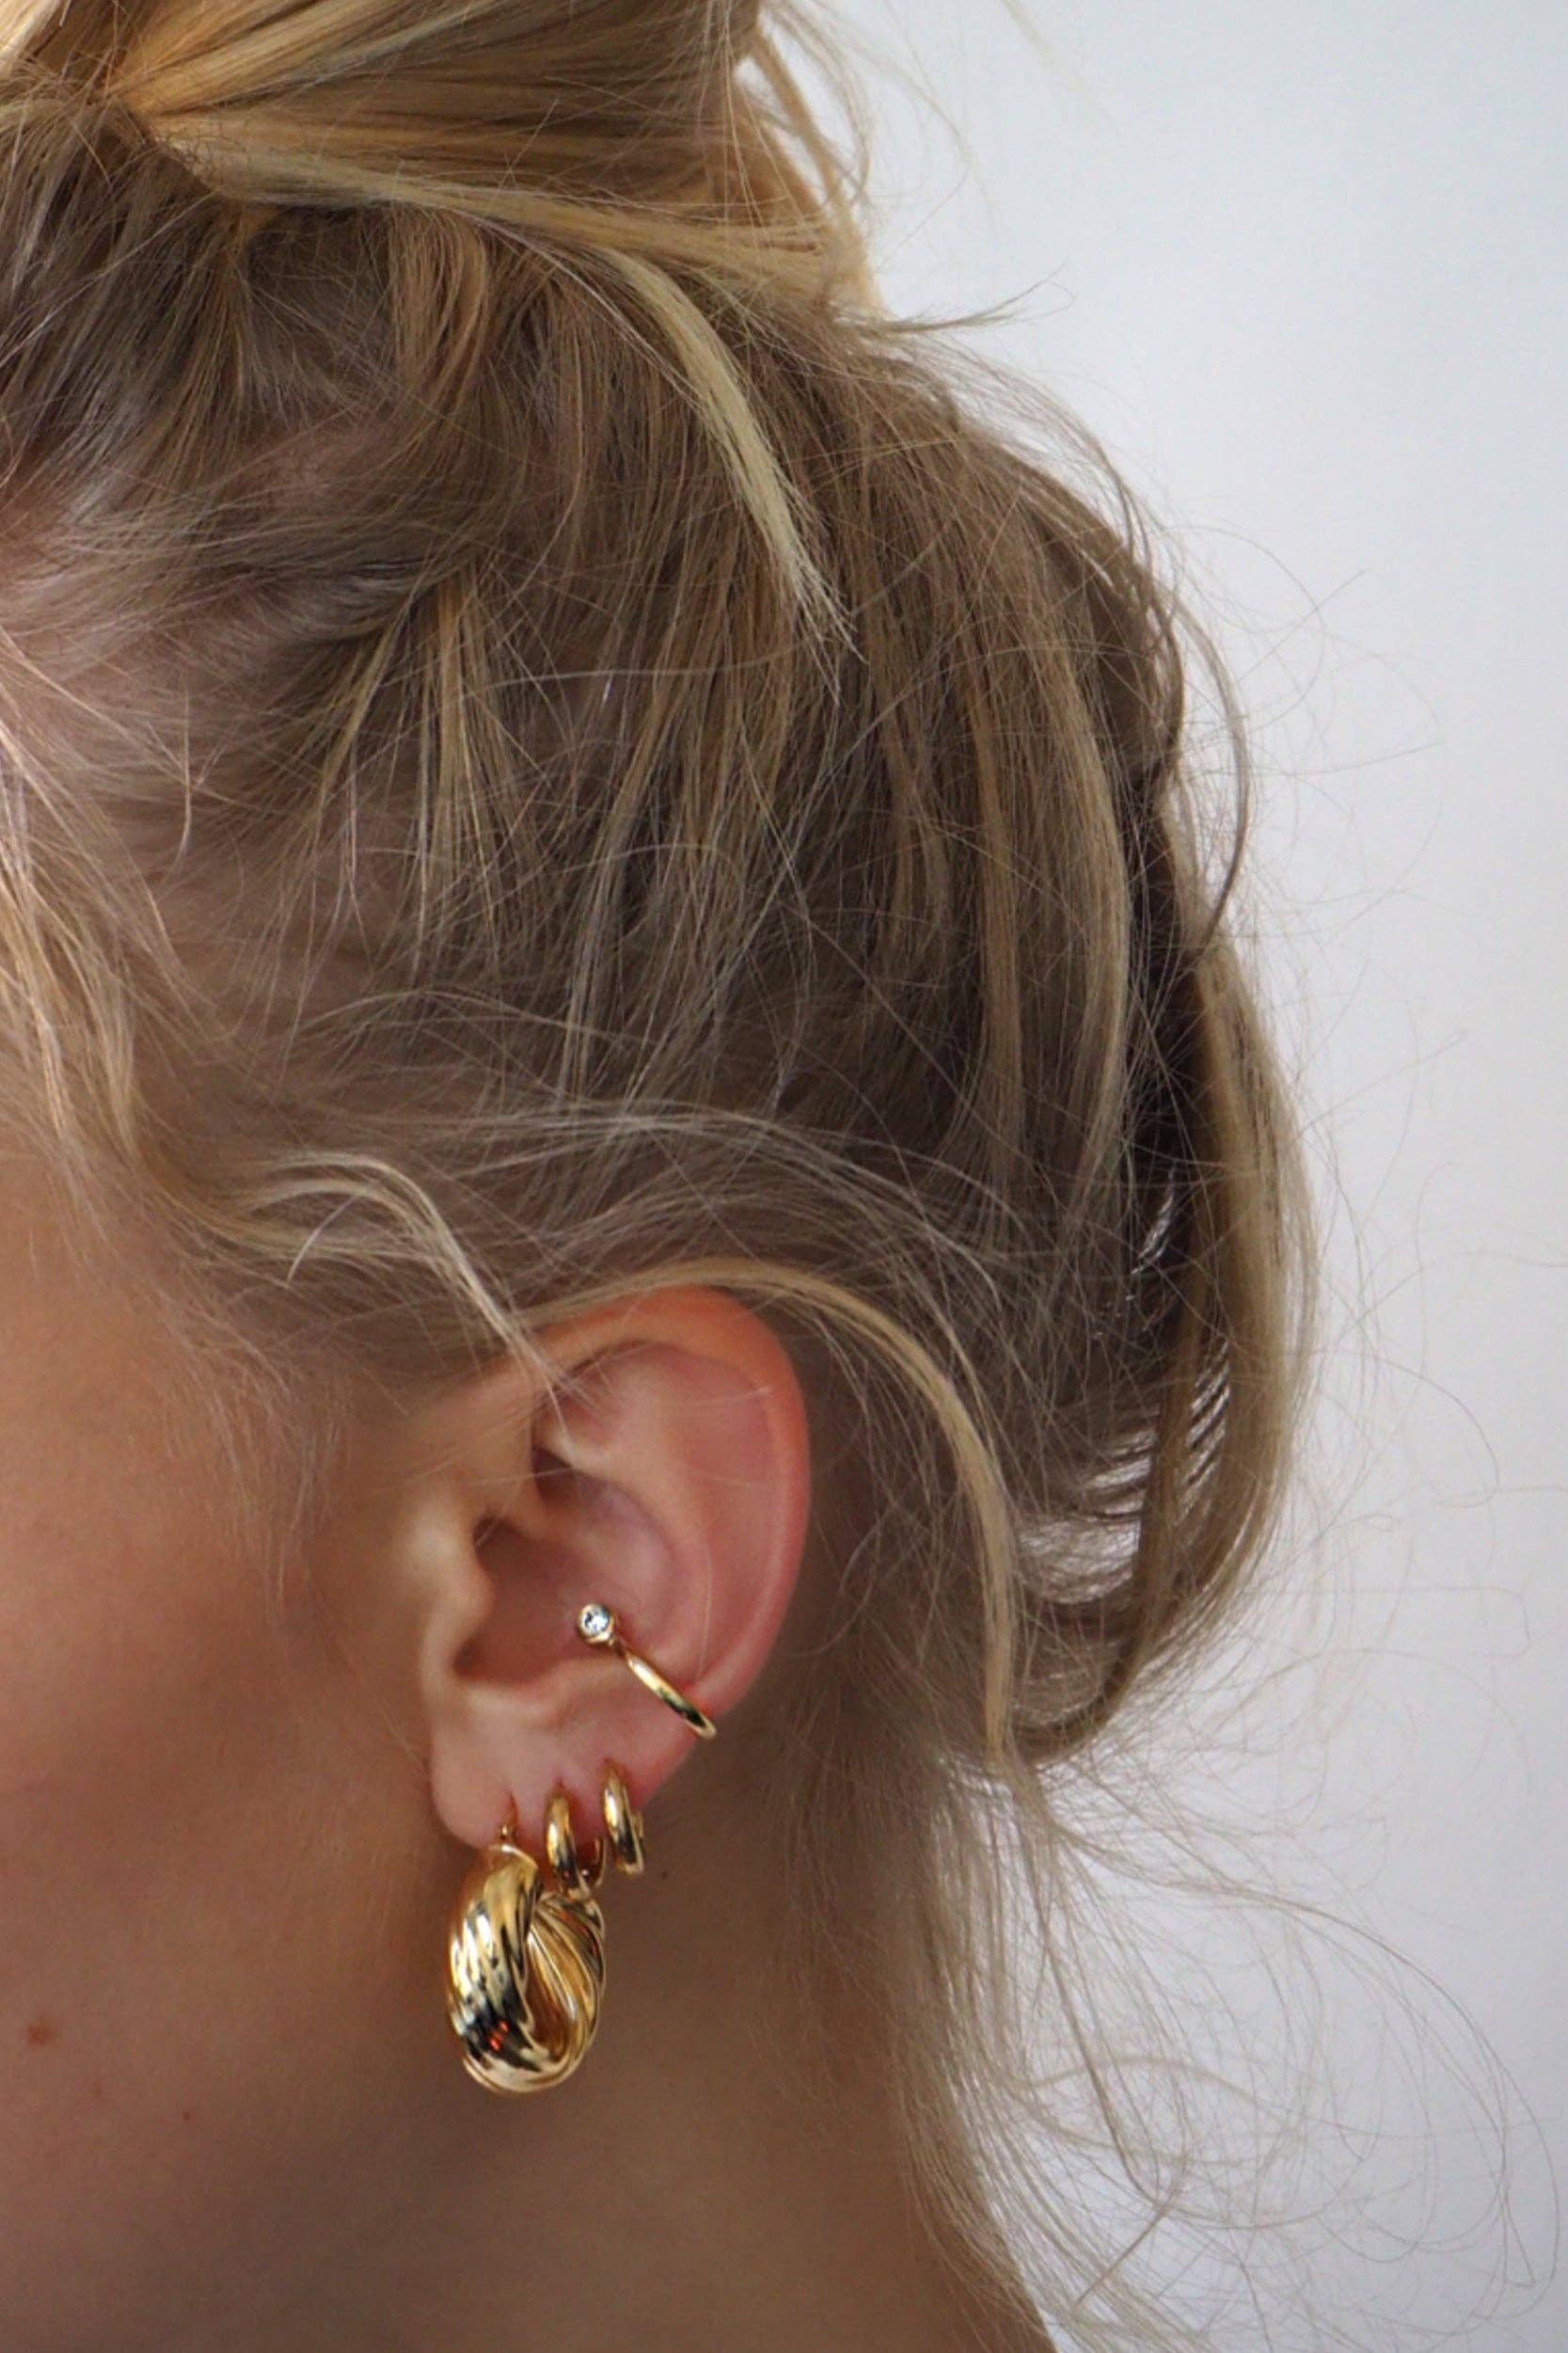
{"left": 0, "top": 1, "right": 1315, "bottom": 2345}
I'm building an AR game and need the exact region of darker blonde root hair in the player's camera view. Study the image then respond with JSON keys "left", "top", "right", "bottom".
{"left": 0, "top": 2, "right": 1317, "bottom": 2340}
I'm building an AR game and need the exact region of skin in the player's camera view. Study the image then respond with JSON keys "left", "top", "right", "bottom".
{"left": 0, "top": 1133, "right": 1053, "bottom": 2353}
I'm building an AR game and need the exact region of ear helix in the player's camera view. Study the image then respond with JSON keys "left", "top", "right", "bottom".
{"left": 443, "top": 1605, "right": 715, "bottom": 2094}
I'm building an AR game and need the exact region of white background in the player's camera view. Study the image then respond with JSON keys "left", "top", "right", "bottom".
{"left": 830, "top": 4, "right": 1565, "bottom": 2345}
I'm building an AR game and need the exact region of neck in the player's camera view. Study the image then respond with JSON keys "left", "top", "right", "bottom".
{"left": 254, "top": 1767, "right": 1055, "bottom": 2353}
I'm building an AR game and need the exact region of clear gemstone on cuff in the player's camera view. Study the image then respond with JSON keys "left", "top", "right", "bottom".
{"left": 578, "top": 1602, "right": 614, "bottom": 1645}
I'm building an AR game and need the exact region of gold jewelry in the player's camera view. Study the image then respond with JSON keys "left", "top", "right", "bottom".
{"left": 445, "top": 1764, "right": 654, "bottom": 2094}
{"left": 575, "top": 1601, "right": 718, "bottom": 1738}
{"left": 599, "top": 1760, "right": 645, "bottom": 1875}
{"left": 444, "top": 1814, "right": 605, "bottom": 2095}
{"left": 444, "top": 1604, "right": 718, "bottom": 2093}
{"left": 544, "top": 1787, "right": 602, "bottom": 1900}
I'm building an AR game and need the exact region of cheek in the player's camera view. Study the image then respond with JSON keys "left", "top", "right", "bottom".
{"left": 0, "top": 1338, "right": 406, "bottom": 2345}
{"left": 0, "top": 1380, "right": 267, "bottom": 2297}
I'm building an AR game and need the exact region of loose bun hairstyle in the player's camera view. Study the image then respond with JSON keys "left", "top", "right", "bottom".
{"left": 0, "top": 1, "right": 1316, "bottom": 2340}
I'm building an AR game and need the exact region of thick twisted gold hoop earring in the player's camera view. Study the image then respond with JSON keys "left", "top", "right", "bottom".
{"left": 444, "top": 1812, "right": 605, "bottom": 2094}
{"left": 444, "top": 1610, "right": 714, "bottom": 2094}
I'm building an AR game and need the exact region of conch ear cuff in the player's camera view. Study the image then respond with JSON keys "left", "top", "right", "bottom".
{"left": 574, "top": 1601, "right": 717, "bottom": 1739}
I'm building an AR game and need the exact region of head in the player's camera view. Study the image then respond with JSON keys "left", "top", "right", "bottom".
{"left": 0, "top": 1, "right": 1314, "bottom": 2345}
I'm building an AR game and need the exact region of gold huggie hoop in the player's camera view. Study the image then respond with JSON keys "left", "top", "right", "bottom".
{"left": 575, "top": 1602, "right": 718, "bottom": 1739}
{"left": 599, "top": 1761, "right": 645, "bottom": 1875}
{"left": 540, "top": 1768, "right": 646, "bottom": 1900}
{"left": 545, "top": 1788, "right": 606, "bottom": 1898}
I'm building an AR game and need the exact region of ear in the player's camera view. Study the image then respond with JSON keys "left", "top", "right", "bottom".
{"left": 365, "top": 1285, "right": 812, "bottom": 1857}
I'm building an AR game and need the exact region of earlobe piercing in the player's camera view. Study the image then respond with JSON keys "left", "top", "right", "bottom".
{"left": 443, "top": 1611, "right": 716, "bottom": 2094}
{"left": 575, "top": 1600, "right": 718, "bottom": 1739}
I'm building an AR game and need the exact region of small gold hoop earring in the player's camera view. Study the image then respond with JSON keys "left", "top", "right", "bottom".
{"left": 575, "top": 1602, "right": 718, "bottom": 1739}
{"left": 545, "top": 1788, "right": 606, "bottom": 1899}
{"left": 600, "top": 1761, "right": 645, "bottom": 1876}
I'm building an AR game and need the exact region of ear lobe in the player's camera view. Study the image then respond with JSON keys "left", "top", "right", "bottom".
{"left": 409, "top": 1287, "right": 812, "bottom": 1854}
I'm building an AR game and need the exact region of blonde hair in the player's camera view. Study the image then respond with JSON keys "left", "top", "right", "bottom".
{"left": 0, "top": 1, "right": 1317, "bottom": 2340}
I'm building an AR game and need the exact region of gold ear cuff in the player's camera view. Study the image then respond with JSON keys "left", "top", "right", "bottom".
{"left": 443, "top": 1608, "right": 716, "bottom": 2095}
{"left": 574, "top": 1600, "right": 718, "bottom": 1738}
